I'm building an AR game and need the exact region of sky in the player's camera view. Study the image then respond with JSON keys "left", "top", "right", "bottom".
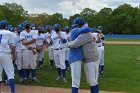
{"left": 0, "top": 0, "right": 139, "bottom": 18}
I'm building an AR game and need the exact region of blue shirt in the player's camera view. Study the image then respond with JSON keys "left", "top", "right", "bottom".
{"left": 69, "top": 27, "right": 91, "bottom": 64}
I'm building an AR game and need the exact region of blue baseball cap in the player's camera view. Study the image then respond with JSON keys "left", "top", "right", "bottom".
{"left": 73, "top": 17, "right": 85, "bottom": 26}
{"left": 24, "top": 20, "right": 30, "bottom": 26}
{"left": 53, "top": 24, "right": 60, "bottom": 29}
{"left": 0, "top": 20, "right": 8, "bottom": 28}
{"left": 46, "top": 25, "right": 52, "bottom": 29}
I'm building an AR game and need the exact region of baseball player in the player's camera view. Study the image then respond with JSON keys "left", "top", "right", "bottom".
{"left": 45, "top": 25, "right": 54, "bottom": 69}
{"left": 20, "top": 20, "right": 39, "bottom": 84}
{"left": 15, "top": 25, "right": 24, "bottom": 83}
{"left": 31, "top": 24, "right": 38, "bottom": 34}
{"left": 4, "top": 24, "right": 16, "bottom": 85}
{"left": 0, "top": 20, "right": 15, "bottom": 93}
{"left": 51, "top": 24, "right": 67, "bottom": 83}
{"left": 96, "top": 26, "right": 105, "bottom": 76}
{"left": 64, "top": 26, "right": 70, "bottom": 70}
{"left": 68, "top": 17, "right": 99, "bottom": 93}
{"left": 36, "top": 26, "right": 46, "bottom": 68}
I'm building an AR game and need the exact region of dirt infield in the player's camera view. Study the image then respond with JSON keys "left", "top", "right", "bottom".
{"left": 0, "top": 84, "right": 124, "bottom": 93}
{"left": 105, "top": 41, "right": 140, "bottom": 45}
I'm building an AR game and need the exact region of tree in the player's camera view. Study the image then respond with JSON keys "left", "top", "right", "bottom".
{"left": 80, "top": 8, "right": 96, "bottom": 27}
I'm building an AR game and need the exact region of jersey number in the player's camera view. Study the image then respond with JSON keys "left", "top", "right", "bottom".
{"left": 0, "top": 34, "right": 2, "bottom": 43}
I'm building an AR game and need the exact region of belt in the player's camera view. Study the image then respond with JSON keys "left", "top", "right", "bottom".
{"left": 98, "top": 46, "right": 101, "bottom": 47}
{"left": 55, "top": 48, "right": 63, "bottom": 50}
{"left": 28, "top": 47, "right": 35, "bottom": 50}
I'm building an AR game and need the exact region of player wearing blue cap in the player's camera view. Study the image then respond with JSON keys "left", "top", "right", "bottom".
{"left": 15, "top": 25, "right": 24, "bottom": 83}
{"left": 51, "top": 24, "right": 68, "bottom": 83}
{"left": 68, "top": 17, "right": 99, "bottom": 93}
{"left": 64, "top": 26, "right": 70, "bottom": 70}
{"left": 36, "top": 26, "right": 46, "bottom": 68}
{"left": 45, "top": 25, "right": 55, "bottom": 69}
{"left": 20, "top": 20, "right": 39, "bottom": 84}
{"left": 0, "top": 20, "right": 15, "bottom": 93}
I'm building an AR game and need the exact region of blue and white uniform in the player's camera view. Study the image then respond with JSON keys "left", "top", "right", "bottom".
{"left": 0, "top": 28, "right": 15, "bottom": 93}
{"left": 36, "top": 33, "right": 45, "bottom": 65}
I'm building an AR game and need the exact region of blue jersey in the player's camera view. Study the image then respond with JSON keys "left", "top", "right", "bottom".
{"left": 69, "top": 27, "right": 91, "bottom": 64}
{"left": 69, "top": 28, "right": 83, "bottom": 64}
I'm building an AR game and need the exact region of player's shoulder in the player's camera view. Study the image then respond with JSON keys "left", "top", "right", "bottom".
{"left": 60, "top": 31, "right": 66, "bottom": 35}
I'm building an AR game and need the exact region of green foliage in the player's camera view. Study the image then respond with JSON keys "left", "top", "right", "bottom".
{"left": 0, "top": 3, "right": 139, "bottom": 34}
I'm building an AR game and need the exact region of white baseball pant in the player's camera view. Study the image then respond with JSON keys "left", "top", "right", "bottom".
{"left": 22, "top": 49, "right": 37, "bottom": 69}
{"left": 53, "top": 49, "right": 66, "bottom": 69}
{"left": 0, "top": 52, "right": 14, "bottom": 80}
{"left": 49, "top": 47, "right": 54, "bottom": 60}
{"left": 70, "top": 60, "right": 99, "bottom": 88}
{"left": 97, "top": 46, "right": 104, "bottom": 66}
{"left": 16, "top": 52, "right": 23, "bottom": 70}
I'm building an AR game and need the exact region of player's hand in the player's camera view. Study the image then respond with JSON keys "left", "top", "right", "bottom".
{"left": 32, "top": 49, "right": 37, "bottom": 55}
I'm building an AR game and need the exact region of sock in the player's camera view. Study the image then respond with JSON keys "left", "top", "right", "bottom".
{"left": 18, "top": 70, "right": 23, "bottom": 78}
{"left": 62, "top": 69, "right": 66, "bottom": 78}
{"left": 90, "top": 85, "right": 99, "bottom": 93}
{"left": 72, "top": 87, "right": 78, "bottom": 93}
{"left": 31, "top": 69, "right": 36, "bottom": 78}
{"left": 50, "top": 60, "right": 54, "bottom": 68}
{"left": 57, "top": 68, "right": 61, "bottom": 77}
{"left": 9, "top": 79, "right": 15, "bottom": 93}
{"left": 101, "top": 65, "right": 104, "bottom": 72}
{"left": 39, "top": 61, "right": 43, "bottom": 66}
{"left": 23, "top": 69, "right": 28, "bottom": 79}
{"left": 27, "top": 69, "right": 30, "bottom": 79}
{"left": 4, "top": 72, "right": 8, "bottom": 81}
{"left": 65, "top": 60, "right": 69, "bottom": 68}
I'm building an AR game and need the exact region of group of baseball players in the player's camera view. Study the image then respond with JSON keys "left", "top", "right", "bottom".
{"left": 0, "top": 17, "right": 104, "bottom": 93}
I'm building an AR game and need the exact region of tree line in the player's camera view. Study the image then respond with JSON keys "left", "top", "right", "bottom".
{"left": 0, "top": 3, "right": 140, "bottom": 34}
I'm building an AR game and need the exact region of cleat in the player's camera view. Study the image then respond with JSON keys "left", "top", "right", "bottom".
{"left": 23, "top": 78, "right": 28, "bottom": 84}
{"left": 56, "top": 77, "right": 61, "bottom": 81}
{"left": 32, "top": 77, "right": 39, "bottom": 83}
{"left": 19, "top": 78, "right": 24, "bottom": 83}
{"left": 63, "top": 78, "right": 67, "bottom": 83}
{"left": 39, "top": 65, "right": 44, "bottom": 69}
{"left": 4, "top": 80, "right": 9, "bottom": 85}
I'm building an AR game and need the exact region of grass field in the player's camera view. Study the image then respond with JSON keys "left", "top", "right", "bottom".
{"left": 14, "top": 44, "right": 140, "bottom": 93}
{"left": 106, "top": 38, "right": 140, "bottom": 41}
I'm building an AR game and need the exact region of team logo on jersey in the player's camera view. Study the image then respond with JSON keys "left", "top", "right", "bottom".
{"left": 25, "top": 35, "right": 32, "bottom": 39}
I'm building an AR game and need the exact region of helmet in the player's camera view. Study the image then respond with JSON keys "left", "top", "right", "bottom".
{"left": 53, "top": 24, "right": 60, "bottom": 29}
{"left": 73, "top": 17, "right": 85, "bottom": 26}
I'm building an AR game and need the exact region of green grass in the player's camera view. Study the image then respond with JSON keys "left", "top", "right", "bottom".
{"left": 106, "top": 38, "right": 140, "bottom": 41}
{"left": 14, "top": 44, "right": 140, "bottom": 93}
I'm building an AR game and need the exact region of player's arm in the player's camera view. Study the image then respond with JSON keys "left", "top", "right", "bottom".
{"left": 57, "top": 33, "right": 67, "bottom": 43}
{"left": 68, "top": 32, "right": 93, "bottom": 48}
{"left": 9, "top": 33, "right": 16, "bottom": 61}
{"left": 22, "top": 38, "right": 36, "bottom": 45}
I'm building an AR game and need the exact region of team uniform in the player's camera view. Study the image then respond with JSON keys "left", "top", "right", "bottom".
{"left": 15, "top": 33, "right": 24, "bottom": 82}
{"left": 65, "top": 32, "right": 70, "bottom": 69}
{"left": 0, "top": 28, "right": 15, "bottom": 93}
{"left": 92, "top": 32, "right": 105, "bottom": 76}
{"left": 68, "top": 17, "right": 99, "bottom": 93}
{"left": 51, "top": 30, "right": 67, "bottom": 82}
{"left": 20, "top": 29, "right": 38, "bottom": 83}
{"left": 45, "top": 30, "right": 55, "bottom": 69}
{"left": 36, "top": 33, "right": 45, "bottom": 68}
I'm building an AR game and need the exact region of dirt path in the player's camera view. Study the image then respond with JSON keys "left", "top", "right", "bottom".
{"left": 105, "top": 41, "right": 140, "bottom": 45}
{"left": 0, "top": 84, "right": 124, "bottom": 93}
